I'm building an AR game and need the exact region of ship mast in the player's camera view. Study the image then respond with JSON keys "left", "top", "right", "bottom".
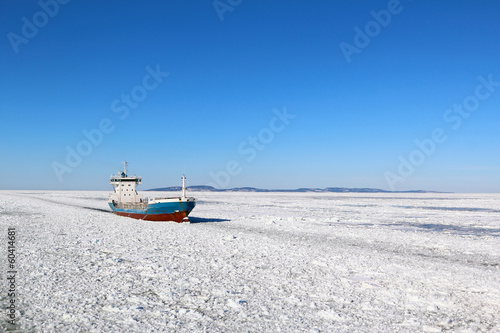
{"left": 123, "top": 161, "right": 128, "bottom": 177}
{"left": 182, "top": 174, "right": 186, "bottom": 199}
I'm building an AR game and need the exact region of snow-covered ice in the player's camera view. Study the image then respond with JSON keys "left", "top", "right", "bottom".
{"left": 1, "top": 191, "right": 499, "bottom": 332}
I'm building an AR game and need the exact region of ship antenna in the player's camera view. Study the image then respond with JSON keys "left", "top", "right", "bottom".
{"left": 182, "top": 174, "right": 186, "bottom": 198}
{"left": 123, "top": 161, "right": 128, "bottom": 176}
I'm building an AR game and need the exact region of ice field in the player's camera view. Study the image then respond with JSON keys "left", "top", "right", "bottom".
{"left": 1, "top": 191, "right": 499, "bottom": 332}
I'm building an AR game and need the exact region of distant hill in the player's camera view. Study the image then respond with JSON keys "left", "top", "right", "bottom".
{"left": 146, "top": 185, "right": 442, "bottom": 193}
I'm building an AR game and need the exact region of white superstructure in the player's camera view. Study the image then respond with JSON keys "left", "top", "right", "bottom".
{"left": 109, "top": 162, "right": 142, "bottom": 204}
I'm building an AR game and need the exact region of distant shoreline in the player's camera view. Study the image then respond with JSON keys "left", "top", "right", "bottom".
{"left": 147, "top": 185, "right": 447, "bottom": 194}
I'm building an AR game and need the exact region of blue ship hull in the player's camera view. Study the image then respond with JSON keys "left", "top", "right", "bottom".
{"left": 109, "top": 199, "right": 196, "bottom": 222}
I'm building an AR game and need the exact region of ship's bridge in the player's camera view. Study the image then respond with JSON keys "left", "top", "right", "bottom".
{"left": 109, "top": 175, "right": 142, "bottom": 183}
{"left": 109, "top": 162, "right": 142, "bottom": 204}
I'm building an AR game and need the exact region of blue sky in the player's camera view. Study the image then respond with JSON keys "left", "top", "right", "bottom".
{"left": 1, "top": 0, "right": 499, "bottom": 192}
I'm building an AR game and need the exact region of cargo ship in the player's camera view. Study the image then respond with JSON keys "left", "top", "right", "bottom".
{"left": 108, "top": 162, "right": 196, "bottom": 222}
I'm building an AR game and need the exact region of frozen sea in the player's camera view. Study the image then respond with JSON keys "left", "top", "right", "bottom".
{"left": 0, "top": 191, "right": 499, "bottom": 332}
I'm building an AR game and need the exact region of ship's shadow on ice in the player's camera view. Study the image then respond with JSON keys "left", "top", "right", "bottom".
{"left": 83, "top": 206, "right": 113, "bottom": 214}
{"left": 189, "top": 217, "right": 230, "bottom": 223}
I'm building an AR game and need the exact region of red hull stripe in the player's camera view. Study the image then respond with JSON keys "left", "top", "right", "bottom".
{"left": 113, "top": 210, "right": 188, "bottom": 222}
